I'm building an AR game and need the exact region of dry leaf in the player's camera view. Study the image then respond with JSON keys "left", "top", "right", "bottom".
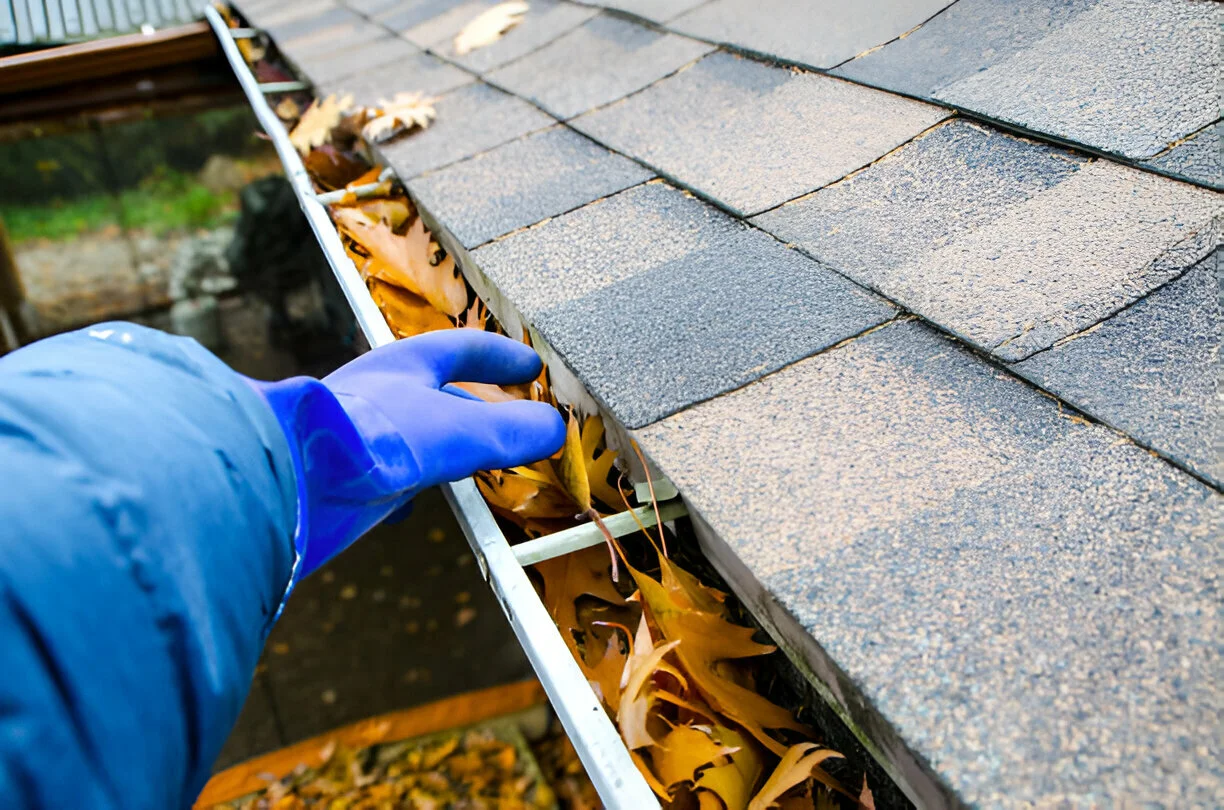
{"left": 289, "top": 94, "right": 352, "bottom": 154}
{"left": 557, "top": 409, "right": 591, "bottom": 512}
{"left": 362, "top": 92, "right": 438, "bottom": 143}
{"left": 533, "top": 545, "right": 636, "bottom": 707}
{"left": 477, "top": 462, "right": 575, "bottom": 530}
{"left": 652, "top": 724, "right": 740, "bottom": 788}
{"left": 630, "top": 562, "right": 808, "bottom": 758}
{"left": 333, "top": 211, "right": 468, "bottom": 316}
{"left": 618, "top": 617, "right": 683, "bottom": 749}
{"left": 303, "top": 144, "right": 368, "bottom": 190}
{"left": 453, "top": 380, "right": 522, "bottom": 402}
{"left": 454, "top": 2, "right": 529, "bottom": 55}
{"left": 369, "top": 279, "right": 454, "bottom": 337}
{"left": 695, "top": 725, "right": 765, "bottom": 810}
{"left": 275, "top": 97, "right": 300, "bottom": 121}
{"left": 350, "top": 198, "right": 413, "bottom": 229}
{"left": 579, "top": 415, "right": 622, "bottom": 509}
{"left": 747, "top": 744, "right": 844, "bottom": 810}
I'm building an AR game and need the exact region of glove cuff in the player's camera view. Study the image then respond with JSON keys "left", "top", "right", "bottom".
{"left": 245, "top": 375, "right": 421, "bottom": 598}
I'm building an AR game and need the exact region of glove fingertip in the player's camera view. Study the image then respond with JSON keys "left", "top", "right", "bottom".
{"left": 501, "top": 400, "right": 567, "bottom": 464}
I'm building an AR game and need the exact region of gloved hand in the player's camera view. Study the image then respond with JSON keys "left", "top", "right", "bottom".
{"left": 248, "top": 329, "right": 565, "bottom": 582}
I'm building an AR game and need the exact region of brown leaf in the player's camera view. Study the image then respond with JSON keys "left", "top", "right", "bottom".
{"left": 477, "top": 463, "right": 576, "bottom": 530}
{"left": 368, "top": 279, "right": 453, "bottom": 338}
{"left": 361, "top": 92, "right": 438, "bottom": 143}
{"left": 333, "top": 211, "right": 468, "bottom": 316}
{"left": 303, "top": 145, "right": 368, "bottom": 190}
{"left": 584, "top": 618, "right": 632, "bottom": 713}
{"left": 289, "top": 94, "right": 352, "bottom": 154}
{"left": 747, "top": 744, "right": 844, "bottom": 810}
{"left": 453, "top": 2, "right": 529, "bottom": 55}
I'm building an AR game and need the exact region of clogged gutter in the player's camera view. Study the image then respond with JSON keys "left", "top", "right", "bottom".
{"left": 217, "top": 6, "right": 875, "bottom": 808}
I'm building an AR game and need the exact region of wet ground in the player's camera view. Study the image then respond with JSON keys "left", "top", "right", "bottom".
{"left": 216, "top": 487, "right": 534, "bottom": 770}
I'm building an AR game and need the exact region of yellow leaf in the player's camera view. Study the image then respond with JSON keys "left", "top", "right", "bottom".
{"left": 353, "top": 199, "right": 412, "bottom": 229}
{"left": 579, "top": 416, "right": 621, "bottom": 509}
{"left": 361, "top": 92, "right": 438, "bottom": 143}
{"left": 630, "top": 750, "right": 671, "bottom": 801}
{"left": 652, "top": 724, "right": 740, "bottom": 789}
{"left": 274, "top": 97, "right": 300, "bottom": 121}
{"left": 630, "top": 564, "right": 808, "bottom": 757}
{"left": 747, "top": 744, "right": 844, "bottom": 810}
{"left": 557, "top": 410, "right": 590, "bottom": 512}
{"left": 696, "top": 726, "right": 765, "bottom": 810}
{"left": 477, "top": 469, "right": 544, "bottom": 515}
{"left": 617, "top": 616, "right": 683, "bottom": 749}
{"left": 453, "top": 1, "right": 529, "bottom": 55}
{"left": 289, "top": 94, "right": 352, "bottom": 154}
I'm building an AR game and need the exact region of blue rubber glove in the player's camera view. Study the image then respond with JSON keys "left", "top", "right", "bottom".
{"left": 249, "top": 329, "right": 565, "bottom": 582}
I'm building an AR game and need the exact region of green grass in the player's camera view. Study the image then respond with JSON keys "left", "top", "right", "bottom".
{"left": 1, "top": 168, "right": 238, "bottom": 244}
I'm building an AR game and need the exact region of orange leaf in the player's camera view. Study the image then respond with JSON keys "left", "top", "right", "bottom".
{"left": 333, "top": 211, "right": 467, "bottom": 317}
{"left": 453, "top": 381, "right": 521, "bottom": 403}
{"left": 477, "top": 469, "right": 542, "bottom": 515}
{"left": 747, "top": 744, "right": 844, "bottom": 810}
{"left": 533, "top": 546, "right": 633, "bottom": 707}
{"left": 630, "top": 750, "right": 671, "bottom": 801}
{"left": 368, "top": 279, "right": 453, "bottom": 338}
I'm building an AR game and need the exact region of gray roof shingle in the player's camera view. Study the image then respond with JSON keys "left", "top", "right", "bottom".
{"left": 636, "top": 318, "right": 1223, "bottom": 806}
{"left": 573, "top": 51, "right": 949, "bottom": 215}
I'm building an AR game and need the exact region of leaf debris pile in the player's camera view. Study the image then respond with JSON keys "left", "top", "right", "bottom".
{"left": 216, "top": 729, "right": 554, "bottom": 810}
{"left": 281, "top": 71, "right": 866, "bottom": 808}
{"left": 531, "top": 721, "right": 601, "bottom": 810}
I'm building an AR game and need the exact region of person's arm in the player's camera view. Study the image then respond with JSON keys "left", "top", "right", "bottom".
{"left": 0, "top": 323, "right": 563, "bottom": 809}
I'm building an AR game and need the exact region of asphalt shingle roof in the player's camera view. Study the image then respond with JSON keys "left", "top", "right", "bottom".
{"left": 242, "top": 0, "right": 1223, "bottom": 804}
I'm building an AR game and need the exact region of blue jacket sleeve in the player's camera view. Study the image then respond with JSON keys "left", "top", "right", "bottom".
{"left": 0, "top": 323, "right": 298, "bottom": 810}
